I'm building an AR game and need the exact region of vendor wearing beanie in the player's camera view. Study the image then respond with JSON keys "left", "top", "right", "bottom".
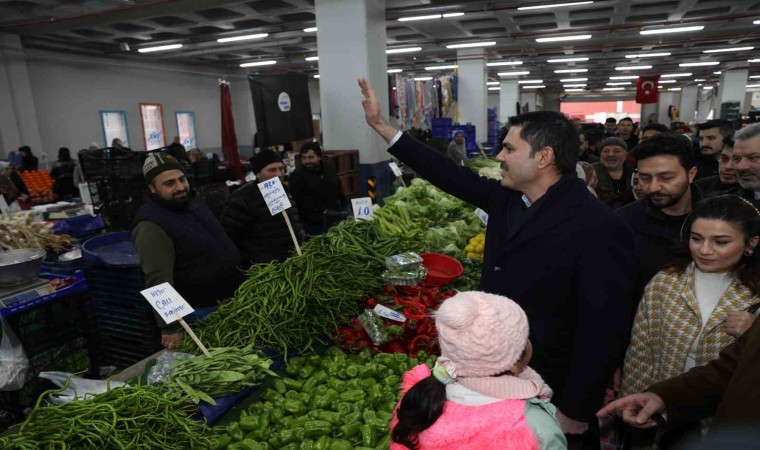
{"left": 592, "top": 137, "right": 635, "bottom": 208}
{"left": 132, "top": 152, "right": 243, "bottom": 349}
{"left": 220, "top": 149, "right": 304, "bottom": 266}
{"left": 391, "top": 291, "right": 566, "bottom": 450}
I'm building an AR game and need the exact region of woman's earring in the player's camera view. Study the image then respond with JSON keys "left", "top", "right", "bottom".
{"left": 746, "top": 249, "right": 755, "bottom": 256}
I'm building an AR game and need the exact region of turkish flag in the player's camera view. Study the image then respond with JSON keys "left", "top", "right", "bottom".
{"left": 636, "top": 76, "right": 659, "bottom": 104}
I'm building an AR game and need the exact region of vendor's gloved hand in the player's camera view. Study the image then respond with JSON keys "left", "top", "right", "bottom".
{"left": 161, "top": 331, "right": 184, "bottom": 350}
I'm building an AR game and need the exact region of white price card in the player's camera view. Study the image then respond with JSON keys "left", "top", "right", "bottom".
{"left": 141, "top": 283, "right": 195, "bottom": 325}
{"left": 474, "top": 208, "right": 489, "bottom": 226}
{"left": 257, "top": 177, "right": 292, "bottom": 216}
{"left": 388, "top": 162, "right": 403, "bottom": 177}
{"left": 374, "top": 304, "right": 406, "bottom": 323}
{"left": 351, "top": 197, "right": 374, "bottom": 221}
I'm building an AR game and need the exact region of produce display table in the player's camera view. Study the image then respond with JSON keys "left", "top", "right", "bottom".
{"left": 0, "top": 271, "right": 98, "bottom": 430}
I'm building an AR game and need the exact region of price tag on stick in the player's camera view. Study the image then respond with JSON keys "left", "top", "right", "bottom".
{"left": 351, "top": 197, "right": 374, "bottom": 221}
{"left": 141, "top": 283, "right": 210, "bottom": 356}
{"left": 388, "top": 162, "right": 406, "bottom": 187}
{"left": 258, "top": 177, "right": 302, "bottom": 256}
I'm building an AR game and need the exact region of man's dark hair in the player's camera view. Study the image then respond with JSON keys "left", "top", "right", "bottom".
{"left": 585, "top": 128, "right": 605, "bottom": 145}
{"left": 300, "top": 141, "right": 322, "bottom": 157}
{"left": 619, "top": 117, "right": 633, "bottom": 124}
{"left": 632, "top": 133, "right": 695, "bottom": 171}
{"left": 641, "top": 123, "right": 669, "bottom": 134}
{"left": 605, "top": 117, "right": 617, "bottom": 125}
{"left": 697, "top": 119, "right": 735, "bottom": 141}
{"left": 508, "top": 111, "right": 578, "bottom": 175}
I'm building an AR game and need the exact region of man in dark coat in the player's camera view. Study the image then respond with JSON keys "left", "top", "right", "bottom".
{"left": 598, "top": 317, "right": 760, "bottom": 444}
{"left": 289, "top": 142, "right": 346, "bottom": 237}
{"left": 617, "top": 134, "right": 700, "bottom": 301}
{"left": 132, "top": 153, "right": 243, "bottom": 349}
{"left": 359, "top": 78, "right": 636, "bottom": 449}
{"left": 221, "top": 150, "right": 304, "bottom": 267}
{"left": 694, "top": 119, "right": 734, "bottom": 181}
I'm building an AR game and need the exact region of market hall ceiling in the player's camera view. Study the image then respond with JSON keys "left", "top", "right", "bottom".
{"left": 1, "top": 0, "right": 759, "bottom": 92}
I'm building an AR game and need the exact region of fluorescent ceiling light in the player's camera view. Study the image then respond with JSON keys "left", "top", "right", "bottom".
{"left": 240, "top": 60, "right": 277, "bottom": 67}
{"left": 519, "top": 79, "right": 543, "bottom": 84}
{"left": 447, "top": 41, "right": 497, "bottom": 49}
{"left": 399, "top": 14, "right": 441, "bottom": 22}
{"left": 560, "top": 77, "right": 587, "bottom": 82}
{"left": 305, "top": 56, "right": 319, "bottom": 61}
{"left": 425, "top": 64, "right": 458, "bottom": 70}
{"left": 668, "top": 88, "right": 681, "bottom": 91}
{"left": 625, "top": 52, "right": 671, "bottom": 58}
{"left": 658, "top": 79, "right": 676, "bottom": 83}
{"left": 714, "top": 71, "right": 722, "bottom": 74}
{"left": 138, "top": 44, "right": 183, "bottom": 53}
{"left": 755, "top": 20, "right": 760, "bottom": 25}
{"left": 498, "top": 71, "right": 530, "bottom": 76}
{"left": 487, "top": 81, "right": 500, "bottom": 85}
{"left": 519, "top": 1, "right": 593, "bottom": 10}
{"left": 703, "top": 46, "right": 753, "bottom": 53}
{"left": 387, "top": 47, "right": 422, "bottom": 54}
{"left": 414, "top": 76, "right": 433, "bottom": 81}
{"left": 609, "top": 75, "right": 639, "bottom": 80}
{"left": 703, "top": 86, "right": 714, "bottom": 90}
{"left": 487, "top": 61, "right": 524, "bottom": 66}
{"left": 603, "top": 87, "right": 626, "bottom": 91}
{"left": 565, "top": 88, "right": 585, "bottom": 92}
{"left": 554, "top": 68, "right": 588, "bottom": 73}
{"left": 563, "top": 84, "right": 587, "bottom": 87}
{"left": 536, "top": 34, "right": 591, "bottom": 43}
{"left": 694, "top": 78, "right": 707, "bottom": 81}
{"left": 522, "top": 85, "right": 546, "bottom": 89}
{"left": 746, "top": 84, "right": 760, "bottom": 88}
{"left": 387, "top": 68, "right": 403, "bottom": 73}
{"left": 750, "top": 75, "right": 760, "bottom": 79}
{"left": 661, "top": 73, "right": 692, "bottom": 77}
{"left": 313, "top": 75, "right": 320, "bottom": 78}
{"left": 607, "top": 82, "right": 632, "bottom": 85}
{"left": 488, "top": 87, "right": 501, "bottom": 91}
{"left": 679, "top": 61, "right": 719, "bottom": 67}
{"left": 547, "top": 57, "right": 589, "bottom": 63}
{"left": 217, "top": 33, "right": 268, "bottom": 43}
{"left": 304, "top": 27, "right": 318, "bottom": 32}
{"left": 640, "top": 25, "right": 705, "bottom": 35}
{"left": 749, "top": 59, "right": 760, "bottom": 63}
{"left": 442, "top": 12, "right": 465, "bottom": 17}
{"left": 615, "top": 65, "right": 652, "bottom": 70}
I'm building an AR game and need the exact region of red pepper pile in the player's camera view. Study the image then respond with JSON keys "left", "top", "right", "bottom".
{"left": 335, "top": 284, "right": 456, "bottom": 357}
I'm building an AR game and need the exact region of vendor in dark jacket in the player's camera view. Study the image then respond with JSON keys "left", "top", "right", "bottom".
{"left": 617, "top": 134, "right": 701, "bottom": 302}
{"left": 359, "top": 78, "right": 636, "bottom": 447}
{"left": 132, "top": 153, "right": 243, "bottom": 350}
{"left": 289, "top": 142, "right": 346, "bottom": 237}
{"left": 221, "top": 150, "right": 304, "bottom": 267}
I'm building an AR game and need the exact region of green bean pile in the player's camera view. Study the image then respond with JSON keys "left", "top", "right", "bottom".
{"left": 165, "top": 346, "right": 275, "bottom": 405}
{"left": 0, "top": 385, "right": 217, "bottom": 449}
{"left": 184, "top": 219, "right": 412, "bottom": 355}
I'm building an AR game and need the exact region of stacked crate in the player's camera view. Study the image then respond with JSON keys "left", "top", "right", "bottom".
{"left": 82, "top": 232, "right": 162, "bottom": 369}
{"left": 323, "top": 150, "right": 361, "bottom": 199}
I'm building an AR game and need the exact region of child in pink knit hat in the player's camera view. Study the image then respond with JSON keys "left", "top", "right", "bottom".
{"left": 391, "top": 291, "right": 567, "bottom": 450}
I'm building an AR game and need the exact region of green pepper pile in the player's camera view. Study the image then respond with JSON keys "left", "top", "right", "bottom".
{"left": 165, "top": 346, "right": 276, "bottom": 405}
{"left": 0, "top": 385, "right": 217, "bottom": 449}
{"left": 211, "top": 347, "right": 435, "bottom": 450}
